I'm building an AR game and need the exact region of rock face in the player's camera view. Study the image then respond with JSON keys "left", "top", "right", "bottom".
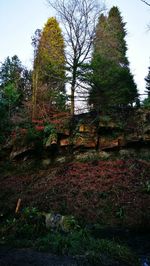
{"left": 10, "top": 138, "right": 34, "bottom": 160}
{"left": 8, "top": 108, "right": 150, "bottom": 160}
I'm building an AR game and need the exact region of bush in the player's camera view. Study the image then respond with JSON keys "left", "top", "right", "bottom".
{"left": 0, "top": 208, "right": 140, "bottom": 266}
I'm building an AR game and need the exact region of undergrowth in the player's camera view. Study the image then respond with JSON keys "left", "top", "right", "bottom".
{"left": 0, "top": 207, "right": 140, "bottom": 266}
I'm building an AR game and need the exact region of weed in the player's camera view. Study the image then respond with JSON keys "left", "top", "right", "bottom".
{"left": 142, "top": 180, "right": 150, "bottom": 194}
{"left": 36, "top": 231, "right": 139, "bottom": 265}
{"left": 116, "top": 207, "right": 125, "bottom": 219}
{"left": 75, "top": 152, "right": 100, "bottom": 163}
{"left": 0, "top": 208, "right": 139, "bottom": 265}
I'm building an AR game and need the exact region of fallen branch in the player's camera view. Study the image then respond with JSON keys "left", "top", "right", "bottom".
{"left": 15, "top": 198, "right": 21, "bottom": 213}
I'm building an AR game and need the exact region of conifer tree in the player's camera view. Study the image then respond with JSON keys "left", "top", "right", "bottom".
{"left": 32, "top": 17, "right": 66, "bottom": 118}
{"left": 89, "top": 6, "right": 138, "bottom": 110}
{"left": 107, "top": 6, "right": 129, "bottom": 66}
{"left": 145, "top": 66, "right": 150, "bottom": 97}
{"left": 0, "top": 56, "right": 32, "bottom": 136}
{"left": 94, "top": 7, "right": 129, "bottom": 66}
{"left": 0, "top": 55, "right": 31, "bottom": 105}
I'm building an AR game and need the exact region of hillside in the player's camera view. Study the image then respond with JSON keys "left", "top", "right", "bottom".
{"left": 0, "top": 108, "right": 150, "bottom": 265}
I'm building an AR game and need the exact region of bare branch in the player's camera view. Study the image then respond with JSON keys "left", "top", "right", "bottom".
{"left": 47, "top": 0, "right": 105, "bottom": 114}
{"left": 141, "top": 0, "right": 150, "bottom": 6}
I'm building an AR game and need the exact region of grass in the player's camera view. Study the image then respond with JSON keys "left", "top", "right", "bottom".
{"left": 0, "top": 208, "right": 140, "bottom": 266}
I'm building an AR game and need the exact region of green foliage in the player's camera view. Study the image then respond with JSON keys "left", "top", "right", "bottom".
{"left": 4, "top": 83, "right": 19, "bottom": 103}
{"left": 116, "top": 207, "right": 125, "bottom": 219}
{"left": 142, "top": 180, "right": 150, "bottom": 194}
{"left": 36, "top": 226, "right": 138, "bottom": 265}
{"left": 0, "top": 207, "right": 46, "bottom": 243}
{"left": 0, "top": 101, "right": 9, "bottom": 143}
{"left": 0, "top": 83, "right": 20, "bottom": 143}
{"left": 94, "top": 7, "right": 128, "bottom": 66}
{"left": 0, "top": 55, "right": 22, "bottom": 87}
{"left": 145, "top": 66, "right": 150, "bottom": 97}
{"left": 0, "top": 56, "right": 32, "bottom": 144}
{"left": 4, "top": 83, "right": 20, "bottom": 115}
{"left": 0, "top": 206, "right": 140, "bottom": 266}
{"left": 142, "top": 97, "right": 150, "bottom": 108}
{"left": 33, "top": 17, "right": 66, "bottom": 113}
{"left": 44, "top": 123, "right": 55, "bottom": 135}
{"left": 88, "top": 54, "right": 137, "bottom": 110}
{"left": 0, "top": 55, "right": 32, "bottom": 103}
{"left": 89, "top": 6, "right": 138, "bottom": 111}
{"left": 23, "top": 124, "right": 44, "bottom": 157}
{"left": 26, "top": 126, "right": 43, "bottom": 143}
{"left": 107, "top": 6, "right": 128, "bottom": 66}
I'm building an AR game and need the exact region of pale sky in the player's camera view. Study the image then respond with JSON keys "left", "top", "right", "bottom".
{"left": 0, "top": 0, "right": 149, "bottom": 97}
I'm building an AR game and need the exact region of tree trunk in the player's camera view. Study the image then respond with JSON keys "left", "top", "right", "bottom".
{"left": 32, "top": 71, "right": 38, "bottom": 119}
{"left": 70, "top": 87, "right": 75, "bottom": 116}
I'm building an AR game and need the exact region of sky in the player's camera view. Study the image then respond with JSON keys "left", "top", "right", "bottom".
{"left": 0, "top": 0, "right": 150, "bottom": 98}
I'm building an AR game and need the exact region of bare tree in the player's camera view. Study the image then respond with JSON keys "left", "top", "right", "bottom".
{"left": 47, "top": 0, "right": 104, "bottom": 115}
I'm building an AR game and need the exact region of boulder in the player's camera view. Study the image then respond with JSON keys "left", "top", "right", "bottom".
{"left": 73, "top": 134, "right": 97, "bottom": 148}
{"left": 119, "top": 149, "right": 136, "bottom": 158}
{"left": 60, "top": 138, "right": 70, "bottom": 147}
{"left": 79, "top": 124, "right": 96, "bottom": 133}
{"left": 98, "top": 151, "right": 110, "bottom": 159}
{"left": 75, "top": 150, "right": 98, "bottom": 161}
{"left": 99, "top": 137, "right": 119, "bottom": 150}
{"left": 10, "top": 143, "right": 34, "bottom": 160}
{"left": 42, "top": 158, "right": 51, "bottom": 167}
{"left": 44, "top": 212, "right": 77, "bottom": 232}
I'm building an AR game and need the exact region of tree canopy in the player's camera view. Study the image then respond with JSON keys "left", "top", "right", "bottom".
{"left": 0, "top": 56, "right": 32, "bottom": 142}
{"left": 32, "top": 17, "right": 66, "bottom": 118}
{"left": 89, "top": 6, "right": 138, "bottom": 111}
{"left": 0, "top": 55, "right": 31, "bottom": 108}
{"left": 145, "top": 66, "right": 150, "bottom": 97}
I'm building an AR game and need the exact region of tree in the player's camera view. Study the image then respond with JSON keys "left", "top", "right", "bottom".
{"left": 3, "top": 83, "right": 20, "bottom": 119}
{"left": 89, "top": 6, "right": 138, "bottom": 111}
{"left": 32, "top": 29, "right": 41, "bottom": 118}
{"left": 145, "top": 66, "right": 150, "bottom": 97}
{"left": 0, "top": 56, "right": 32, "bottom": 138}
{"left": 108, "top": 7, "right": 129, "bottom": 66}
{"left": 47, "top": 0, "right": 104, "bottom": 115}
{"left": 88, "top": 55, "right": 137, "bottom": 111}
{"left": 0, "top": 82, "right": 21, "bottom": 144}
{"left": 0, "top": 55, "right": 32, "bottom": 104}
{"left": 32, "top": 17, "right": 66, "bottom": 118}
{"left": 94, "top": 7, "right": 128, "bottom": 66}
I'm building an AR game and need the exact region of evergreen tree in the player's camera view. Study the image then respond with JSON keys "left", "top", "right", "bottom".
{"left": 89, "top": 6, "right": 138, "bottom": 111}
{"left": 88, "top": 54, "right": 137, "bottom": 111}
{"left": 32, "top": 17, "right": 66, "bottom": 118}
{"left": 94, "top": 7, "right": 128, "bottom": 66}
{"left": 0, "top": 56, "right": 22, "bottom": 89}
{"left": 0, "top": 56, "right": 31, "bottom": 141}
{"left": 0, "top": 55, "right": 32, "bottom": 105}
{"left": 107, "top": 6, "right": 129, "bottom": 66}
{"left": 145, "top": 66, "right": 150, "bottom": 97}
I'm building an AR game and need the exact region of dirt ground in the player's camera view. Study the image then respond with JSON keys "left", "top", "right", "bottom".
{"left": 0, "top": 248, "right": 84, "bottom": 266}
{"left": 0, "top": 159, "right": 150, "bottom": 227}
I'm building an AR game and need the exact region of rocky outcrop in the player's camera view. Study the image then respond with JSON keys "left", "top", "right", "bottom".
{"left": 10, "top": 137, "right": 34, "bottom": 160}
{"left": 8, "top": 108, "right": 150, "bottom": 160}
